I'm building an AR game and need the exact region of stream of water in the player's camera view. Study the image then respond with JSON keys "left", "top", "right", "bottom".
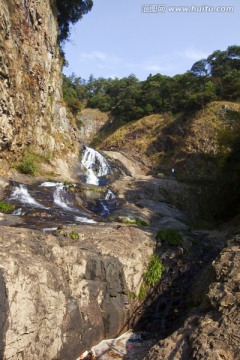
{"left": 3, "top": 147, "right": 117, "bottom": 231}
{"left": 1, "top": 147, "right": 153, "bottom": 359}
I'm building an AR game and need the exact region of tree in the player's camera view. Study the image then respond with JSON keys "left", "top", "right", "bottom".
{"left": 191, "top": 59, "right": 209, "bottom": 77}
{"left": 52, "top": 0, "right": 93, "bottom": 42}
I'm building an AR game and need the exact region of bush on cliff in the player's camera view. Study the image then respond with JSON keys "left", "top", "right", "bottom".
{"left": 14, "top": 152, "right": 41, "bottom": 175}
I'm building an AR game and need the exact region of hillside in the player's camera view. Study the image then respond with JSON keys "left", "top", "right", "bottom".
{"left": 94, "top": 101, "right": 240, "bottom": 178}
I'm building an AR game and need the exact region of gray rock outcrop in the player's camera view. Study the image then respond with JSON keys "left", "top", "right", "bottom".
{"left": 0, "top": 224, "right": 154, "bottom": 359}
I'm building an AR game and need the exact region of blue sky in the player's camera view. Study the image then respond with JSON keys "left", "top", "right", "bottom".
{"left": 63, "top": 0, "right": 240, "bottom": 80}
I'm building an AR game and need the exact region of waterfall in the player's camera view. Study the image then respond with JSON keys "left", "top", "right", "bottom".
{"left": 41, "top": 182, "right": 95, "bottom": 223}
{"left": 40, "top": 182, "right": 73, "bottom": 211}
{"left": 52, "top": 183, "right": 75, "bottom": 211}
{"left": 81, "top": 146, "right": 111, "bottom": 185}
{"left": 10, "top": 184, "right": 46, "bottom": 208}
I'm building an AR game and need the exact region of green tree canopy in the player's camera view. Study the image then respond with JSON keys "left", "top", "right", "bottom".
{"left": 52, "top": 0, "right": 93, "bottom": 42}
{"left": 62, "top": 45, "right": 240, "bottom": 123}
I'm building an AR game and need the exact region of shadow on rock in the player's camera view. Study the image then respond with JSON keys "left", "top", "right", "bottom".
{"left": 131, "top": 230, "right": 225, "bottom": 359}
{"left": 0, "top": 269, "right": 8, "bottom": 359}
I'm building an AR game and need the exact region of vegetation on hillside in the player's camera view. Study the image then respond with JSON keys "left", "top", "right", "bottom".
{"left": 63, "top": 45, "right": 240, "bottom": 119}
{"left": 62, "top": 45, "right": 240, "bottom": 222}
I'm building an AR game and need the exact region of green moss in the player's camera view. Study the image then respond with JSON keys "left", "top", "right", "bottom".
{"left": 156, "top": 229, "right": 184, "bottom": 246}
{"left": 69, "top": 231, "right": 79, "bottom": 240}
{"left": 0, "top": 201, "right": 15, "bottom": 214}
{"left": 128, "top": 291, "right": 136, "bottom": 300}
{"left": 138, "top": 283, "right": 147, "bottom": 301}
{"left": 135, "top": 218, "right": 150, "bottom": 226}
{"left": 122, "top": 217, "right": 150, "bottom": 227}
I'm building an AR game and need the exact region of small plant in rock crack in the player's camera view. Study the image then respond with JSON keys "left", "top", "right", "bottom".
{"left": 69, "top": 231, "right": 79, "bottom": 240}
{"left": 156, "top": 229, "right": 184, "bottom": 246}
{"left": 138, "top": 283, "right": 147, "bottom": 301}
{"left": 0, "top": 201, "right": 15, "bottom": 214}
{"left": 138, "top": 253, "right": 164, "bottom": 300}
{"left": 143, "top": 253, "right": 164, "bottom": 286}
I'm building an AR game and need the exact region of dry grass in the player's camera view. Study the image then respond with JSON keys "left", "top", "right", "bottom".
{"left": 97, "top": 101, "right": 240, "bottom": 177}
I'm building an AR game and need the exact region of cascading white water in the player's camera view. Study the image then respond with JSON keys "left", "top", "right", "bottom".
{"left": 10, "top": 184, "right": 46, "bottom": 208}
{"left": 41, "top": 182, "right": 76, "bottom": 211}
{"left": 75, "top": 216, "right": 97, "bottom": 224}
{"left": 41, "top": 182, "right": 74, "bottom": 211}
{"left": 81, "top": 146, "right": 111, "bottom": 185}
{"left": 105, "top": 189, "right": 116, "bottom": 200}
{"left": 53, "top": 183, "right": 73, "bottom": 211}
{"left": 40, "top": 182, "right": 97, "bottom": 222}
{"left": 40, "top": 182, "right": 59, "bottom": 187}
{"left": 12, "top": 208, "right": 24, "bottom": 216}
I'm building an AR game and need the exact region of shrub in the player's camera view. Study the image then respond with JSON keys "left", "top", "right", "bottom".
{"left": 156, "top": 229, "right": 184, "bottom": 246}
{"left": 0, "top": 201, "right": 15, "bottom": 214}
{"left": 15, "top": 152, "right": 40, "bottom": 175}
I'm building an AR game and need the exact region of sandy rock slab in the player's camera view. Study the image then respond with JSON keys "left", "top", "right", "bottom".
{"left": 0, "top": 224, "right": 154, "bottom": 360}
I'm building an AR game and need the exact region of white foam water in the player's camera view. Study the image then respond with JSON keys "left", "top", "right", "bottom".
{"left": 40, "top": 182, "right": 60, "bottom": 187}
{"left": 81, "top": 146, "right": 111, "bottom": 185}
{"left": 75, "top": 216, "right": 97, "bottom": 224}
{"left": 53, "top": 183, "right": 73, "bottom": 211}
{"left": 10, "top": 185, "right": 46, "bottom": 208}
{"left": 12, "top": 208, "right": 24, "bottom": 216}
{"left": 105, "top": 189, "right": 116, "bottom": 200}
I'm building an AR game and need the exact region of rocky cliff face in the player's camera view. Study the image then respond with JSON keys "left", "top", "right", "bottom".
{"left": 78, "top": 109, "right": 110, "bottom": 145}
{"left": 0, "top": 224, "right": 154, "bottom": 359}
{"left": 0, "top": 0, "right": 78, "bottom": 163}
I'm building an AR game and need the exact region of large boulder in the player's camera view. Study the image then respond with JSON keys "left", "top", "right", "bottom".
{"left": 0, "top": 224, "right": 154, "bottom": 359}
